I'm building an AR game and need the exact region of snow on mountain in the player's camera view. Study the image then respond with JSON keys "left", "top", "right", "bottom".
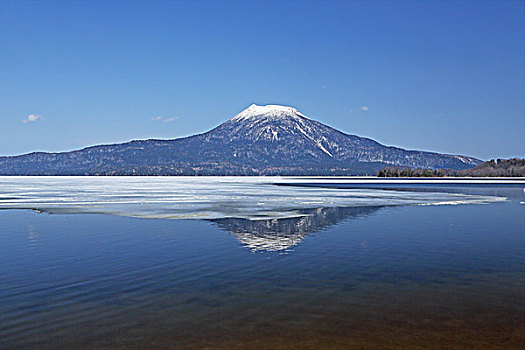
{"left": 215, "top": 104, "right": 342, "bottom": 158}
{"left": 230, "top": 104, "right": 308, "bottom": 121}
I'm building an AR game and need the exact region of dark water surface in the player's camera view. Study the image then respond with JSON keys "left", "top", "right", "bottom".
{"left": 0, "top": 182, "right": 524, "bottom": 349}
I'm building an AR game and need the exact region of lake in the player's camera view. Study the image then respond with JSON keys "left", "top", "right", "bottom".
{"left": 0, "top": 177, "right": 524, "bottom": 349}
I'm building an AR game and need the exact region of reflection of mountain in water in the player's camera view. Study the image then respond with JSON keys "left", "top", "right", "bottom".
{"left": 210, "top": 206, "right": 381, "bottom": 252}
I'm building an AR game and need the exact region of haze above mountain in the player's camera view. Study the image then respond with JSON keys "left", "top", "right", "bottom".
{"left": 0, "top": 104, "right": 481, "bottom": 175}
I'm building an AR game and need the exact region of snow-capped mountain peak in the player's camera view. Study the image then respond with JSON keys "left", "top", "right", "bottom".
{"left": 230, "top": 104, "right": 308, "bottom": 121}
{"left": 220, "top": 103, "right": 333, "bottom": 151}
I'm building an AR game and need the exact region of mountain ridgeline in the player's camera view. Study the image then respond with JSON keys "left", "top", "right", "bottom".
{"left": 0, "top": 104, "right": 481, "bottom": 175}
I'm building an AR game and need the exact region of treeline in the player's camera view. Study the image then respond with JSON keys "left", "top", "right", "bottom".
{"left": 377, "top": 158, "right": 525, "bottom": 177}
{"left": 377, "top": 167, "right": 453, "bottom": 177}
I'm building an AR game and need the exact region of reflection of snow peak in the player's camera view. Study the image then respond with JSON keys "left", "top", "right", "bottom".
{"left": 0, "top": 176, "right": 507, "bottom": 220}
{"left": 234, "top": 231, "right": 304, "bottom": 252}
{"left": 211, "top": 206, "right": 380, "bottom": 252}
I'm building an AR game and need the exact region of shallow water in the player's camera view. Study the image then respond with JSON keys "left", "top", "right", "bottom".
{"left": 0, "top": 177, "right": 524, "bottom": 349}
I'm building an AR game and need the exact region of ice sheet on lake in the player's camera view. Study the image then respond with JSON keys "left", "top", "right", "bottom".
{"left": 0, "top": 176, "right": 508, "bottom": 220}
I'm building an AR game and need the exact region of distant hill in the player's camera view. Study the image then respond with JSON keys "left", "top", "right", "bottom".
{"left": 458, "top": 158, "right": 525, "bottom": 177}
{"left": 378, "top": 158, "right": 525, "bottom": 177}
{"left": 0, "top": 104, "right": 481, "bottom": 176}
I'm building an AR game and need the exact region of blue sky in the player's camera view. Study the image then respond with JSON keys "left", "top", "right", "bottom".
{"left": 1, "top": 0, "right": 523, "bottom": 160}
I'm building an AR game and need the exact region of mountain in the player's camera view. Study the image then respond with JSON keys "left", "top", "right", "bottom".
{"left": 0, "top": 104, "right": 481, "bottom": 175}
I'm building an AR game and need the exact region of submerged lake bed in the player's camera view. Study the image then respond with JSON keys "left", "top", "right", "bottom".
{"left": 0, "top": 177, "right": 524, "bottom": 349}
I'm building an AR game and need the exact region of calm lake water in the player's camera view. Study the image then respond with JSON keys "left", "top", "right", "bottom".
{"left": 0, "top": 177, "right": 524, "bottom": 349}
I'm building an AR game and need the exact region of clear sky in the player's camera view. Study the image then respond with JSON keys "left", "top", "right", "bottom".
{"left": 1, "top": 0, "right": 523, "bottom": 160}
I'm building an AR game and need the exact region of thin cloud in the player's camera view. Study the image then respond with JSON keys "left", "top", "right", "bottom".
{"left": 22, "top": 114, "right": 43, "bottom": 123}
{"left": 360, "top": 106, "right": 369, "bottom": 111}
{"left": 151, "top": 115, "right": 179, "bottom": 123}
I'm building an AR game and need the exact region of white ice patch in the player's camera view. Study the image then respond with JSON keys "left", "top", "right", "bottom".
{"left": 0, "top": 176, "right": 507, "bottom": 220}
